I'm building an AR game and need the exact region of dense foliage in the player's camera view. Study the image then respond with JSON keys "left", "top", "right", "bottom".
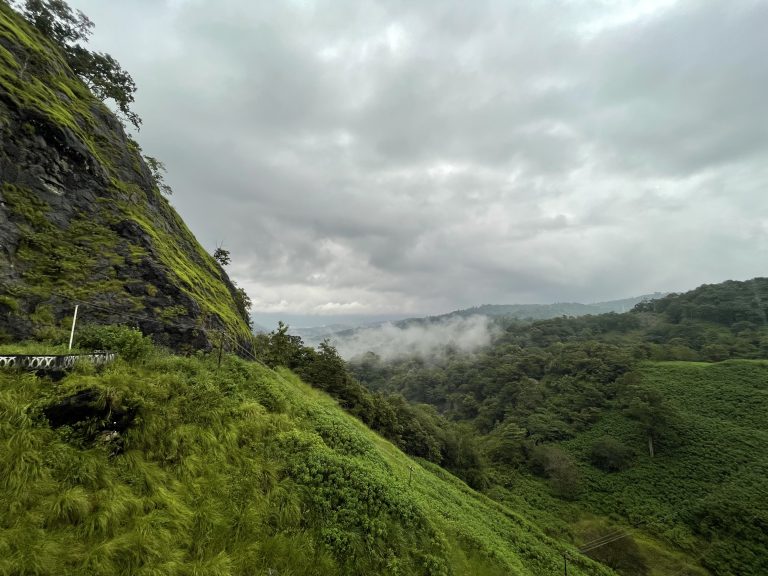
{"left": 349, "top": 278, "right": 768, "bottom": 576}
{"left": 254, "top": 322, "right": 488, "bottom": 488}
{"left": 567, "top": 361, "right": 768, "bottom": 576}
{"left": 0, "top": 340, "right": 616, "bottom": 576}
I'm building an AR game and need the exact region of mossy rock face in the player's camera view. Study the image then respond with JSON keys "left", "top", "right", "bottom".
{"left": 0, "top": 4, "right": 251, "bottom": 350}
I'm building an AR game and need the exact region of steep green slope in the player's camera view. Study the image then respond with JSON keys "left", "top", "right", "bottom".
{"left": 562, "top": 361, "right": 768, "bottom": 576}
{"left": 0, "top": 2, "right": 251, "bottom": 349}
{"left": 0, "top": 346, "right": 619, "bottom": 576}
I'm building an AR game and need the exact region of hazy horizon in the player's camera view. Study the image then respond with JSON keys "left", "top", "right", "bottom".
{"left": 254, "top": 287, "right": 671, "bottom": 330}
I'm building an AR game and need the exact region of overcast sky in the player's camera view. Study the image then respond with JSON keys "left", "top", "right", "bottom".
{"left": 68, "top": 0, "right": 768, "bottom": 327}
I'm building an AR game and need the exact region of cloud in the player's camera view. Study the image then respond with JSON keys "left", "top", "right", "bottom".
{"left": 331, "top": 315, "right": 499, "bottom": 361}
{"left": 69, "top": 0, "right": 768, "bottom": 318}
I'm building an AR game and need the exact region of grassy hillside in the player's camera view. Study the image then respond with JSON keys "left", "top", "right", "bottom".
{"left": 0, "top": 342, "right": 619, "bottom": 576}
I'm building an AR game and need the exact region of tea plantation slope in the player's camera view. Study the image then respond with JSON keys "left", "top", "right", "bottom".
{"left": 0, "top": 350, "right": 618, "bottom": 576}
{"left": 0, "top": 2, "right": 251, "bottom": 350}
{"left": 562, "top": 360, "right": 768, "bottom": 576}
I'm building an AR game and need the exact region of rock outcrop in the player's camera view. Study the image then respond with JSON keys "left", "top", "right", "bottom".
{"left": 0, "top": 3, "right": 252, "bottom": 350}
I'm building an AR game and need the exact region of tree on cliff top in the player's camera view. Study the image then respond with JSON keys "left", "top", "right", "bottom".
{"left": 12, "top": 0, "right": 141, "bottom": 129}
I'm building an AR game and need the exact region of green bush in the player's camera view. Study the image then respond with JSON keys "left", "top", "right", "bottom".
{"left": 75, "top": 324, "right": 153, "bottom": 361}
{"left": 589, "top": 436, "right": 634, "bottom": 472}
{"left": 529, "top": 444, "right": 581, "bottom": 500}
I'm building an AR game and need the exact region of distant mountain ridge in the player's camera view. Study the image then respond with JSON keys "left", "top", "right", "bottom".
{"left": 448, "top": 293, "right": 667, "bottom": 320}
{"left": 292, "top": 293, "right": 666, "bottom": 348}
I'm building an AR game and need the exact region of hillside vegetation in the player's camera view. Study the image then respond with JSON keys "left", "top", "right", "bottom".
{"left": 350, "top": 278, "right": 768, "bottom": 575}
{"left": 444, "top": 293, "right": 667, "bottom": 321}
{"left": 2, "top": 2, "right": 766, "bottom": 574}
{"left": 565, "top": 361, "right": 768, "bottom": 576}
{"left": 0, "top": 334, "right": 621, "bottom": 576}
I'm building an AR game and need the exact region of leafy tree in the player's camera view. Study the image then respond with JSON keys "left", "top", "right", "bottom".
{"left": 701, "top": 343, "right": 729, "bottom": 362}
{"left": 13, "top": 0, "right": 141, "bottom": 129}
{"left": 143, "top": 155, "right": 173, "bottom": 196}
{"left": 14, "top": 0, "right": 92, "bottom": 44}
{"left": 529, "top": 445, "right": 581, "bottom": 500}
{"left": 484, "top": 420, "right": 527, "bottom": 465}
{"left": 67, "top": 45, "right": 140, "bottom": 128}
{"left": 623, "top": 387, "right": 676, "bottom": 457}
{"left": 233, "top": 285, "right": 252, "bottom": 329}
{"left": 262, "top": 321, "right": 306, "bottom": 369}
{"left": 589, "top": 436, "right": 634, "bottom": 472}
{"left": 213, "top": 247, "right": 231, "bottom": 266}
{"left": 299, "top": 339, "right": 348, "bottom": 397}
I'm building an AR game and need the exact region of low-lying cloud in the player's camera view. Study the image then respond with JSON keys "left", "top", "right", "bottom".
{"left": 331, "top": 315, "right": 499, "bottom": 361}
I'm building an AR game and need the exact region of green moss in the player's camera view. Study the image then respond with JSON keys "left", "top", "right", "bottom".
{"left": 0, "top": 295, "right": 19, "bottom": 312}
{"left": 0, "top": 4, "right": 118, "bottom": 175}
{"left": 1, "top": 184, "right": 133, "bottom": 309}
{"left": 1, "top": 183, "right": 50, "bottom": 227}
{"left": 157, "top": 304, "right": 188, "bottom": 322}
{"left": 29, "top": 303, "right": 54, "bottom": 325}
{"left": 0, "top": 5, "right": 251, "bottom": 347}
{"left": 117, "top": 196, "right": 252, "bottom": 342}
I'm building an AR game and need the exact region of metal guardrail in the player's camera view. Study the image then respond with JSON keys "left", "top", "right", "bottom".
{"left": 0, "top": 352, "right": 117, "bottom": 371}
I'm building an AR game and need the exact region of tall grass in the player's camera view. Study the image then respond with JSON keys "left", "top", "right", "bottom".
{"left": 0, "top": 345, "right": 615, "bottom": 575}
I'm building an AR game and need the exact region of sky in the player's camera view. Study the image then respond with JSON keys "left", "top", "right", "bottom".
{"left": 67, "top": 0, "right": 768, "bottom": 328}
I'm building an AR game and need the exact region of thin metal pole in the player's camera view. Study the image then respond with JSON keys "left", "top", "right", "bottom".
{"left": 68, "top": 305, "right": 79, "bottom": 350}
{"left": 563, "top": 553, "right": 568, "bottom": 576}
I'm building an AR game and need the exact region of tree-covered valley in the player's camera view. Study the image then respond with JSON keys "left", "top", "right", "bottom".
{"left": 347, "top": 278, "right": 768, "bottom": 576}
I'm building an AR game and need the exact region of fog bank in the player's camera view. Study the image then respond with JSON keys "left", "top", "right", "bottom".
{"left": 332, "top": 315, "right": 498, "bottom": 361}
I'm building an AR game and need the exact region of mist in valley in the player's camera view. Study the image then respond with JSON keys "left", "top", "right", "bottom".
{"left": 329, "top": 315, "right": 500, "bottom": 361}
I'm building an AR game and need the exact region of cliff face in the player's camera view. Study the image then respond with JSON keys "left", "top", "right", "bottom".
{"left": 0, "top": 3, "right": 252, "bottom": 350}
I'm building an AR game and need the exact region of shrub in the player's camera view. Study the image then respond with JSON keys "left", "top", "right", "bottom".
{"left": 76, "top": 324, "right": 153, "bottom": 361}
{"left": 590, "top": 436, "right": 634, "bottom": 472}
{"left": 528, "top": 445, "right": 581, "bottom": 500}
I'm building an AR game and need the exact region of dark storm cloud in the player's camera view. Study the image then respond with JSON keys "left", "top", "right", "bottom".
{"left": 68, "top": 0, "right": 768, "bottom": 319}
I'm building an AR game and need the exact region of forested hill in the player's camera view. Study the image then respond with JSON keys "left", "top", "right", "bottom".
{"left": 442, "top": 292, "right": 667, "bottom": 321}
{"left": 349, "top": 277, "right": 768, "bottom": 576}
{"left": 293, "top": 293, "right": 665, "bottom": 348}
{"left": 0, "top": 2, "right": 252, "bottom": 350}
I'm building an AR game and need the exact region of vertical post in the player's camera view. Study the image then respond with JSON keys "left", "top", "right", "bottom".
{"left": 408, "top": 465, "right": 414, "bottom": 487}
{"left": 563, "top": 552, "right": 568, "bottom": 576}
{"left": 68, "top": 305, "right": 79, "bottom": 351}
{"left": 217, "top": 335, "right": 224, "bottom": 369}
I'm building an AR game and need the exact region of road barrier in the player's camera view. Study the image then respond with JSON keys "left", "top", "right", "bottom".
{"left": 0, "top": 352, "right": 117, "bottom": 371}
